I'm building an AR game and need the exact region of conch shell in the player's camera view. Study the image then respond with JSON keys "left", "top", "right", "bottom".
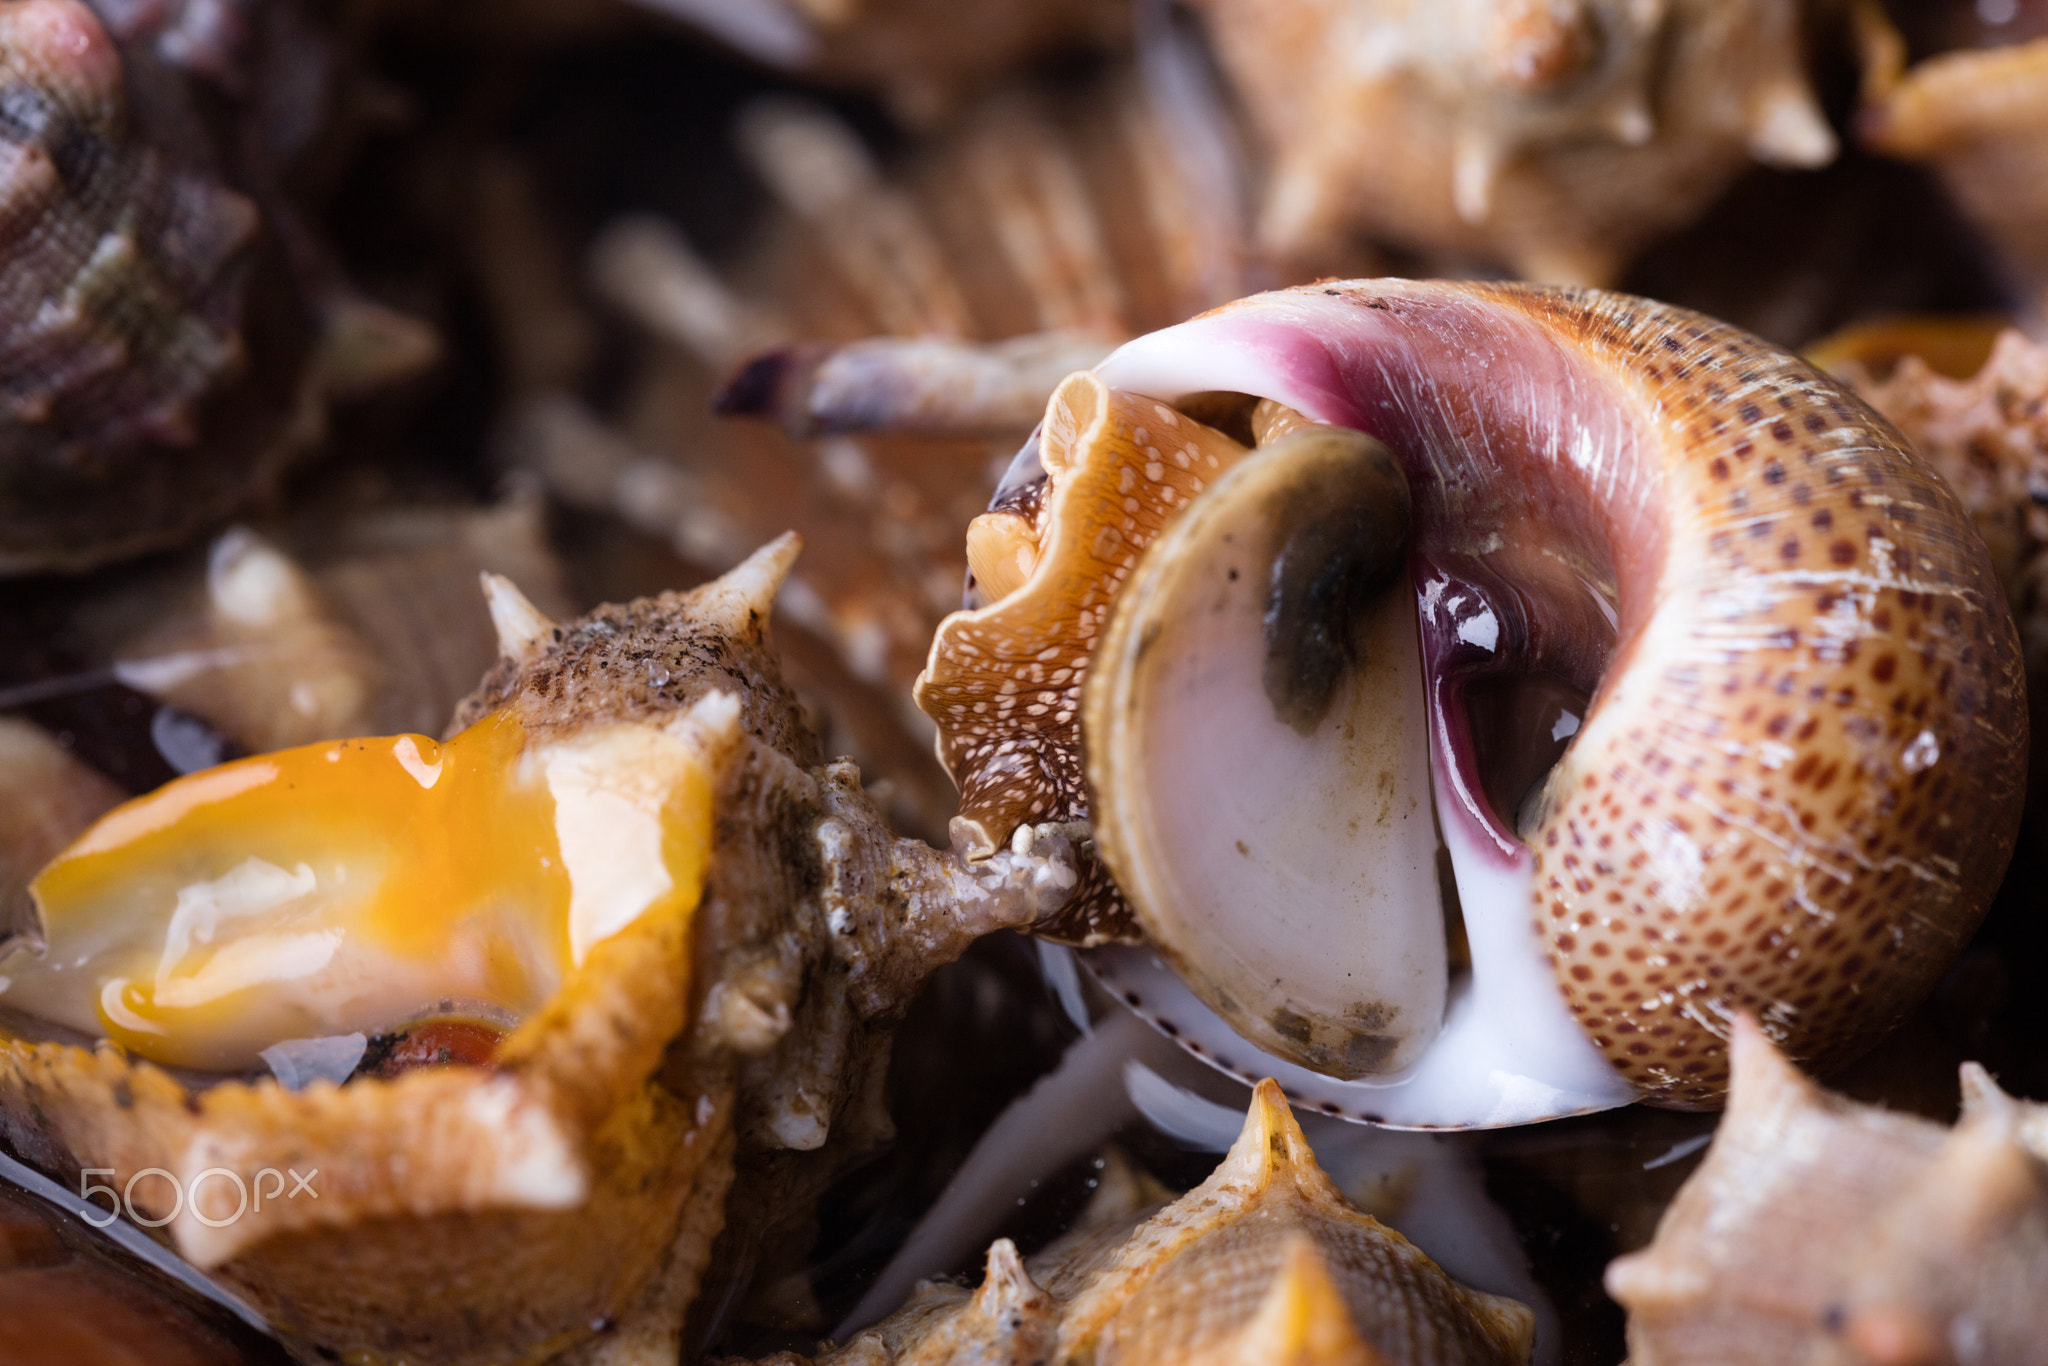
{"left": 1187, "top": 0, "right": 1840, "bottom": 284}
{"left": 0, "top": 533, "right": 1091, "bottom": 1362}
{"left": 760, "top": 1080, "right": 1534, "bottom": 1365}
{"left": 1606, "top": 1013, "right": 2048, "bottom": 1364}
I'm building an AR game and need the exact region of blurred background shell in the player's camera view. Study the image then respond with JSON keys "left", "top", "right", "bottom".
{"left": 0, "top": 0, "right": 433, "bottom": 576}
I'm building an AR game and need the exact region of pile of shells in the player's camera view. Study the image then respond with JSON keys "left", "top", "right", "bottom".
{"left": 2, "top": 1, "right": 2046, "bottom": 1363}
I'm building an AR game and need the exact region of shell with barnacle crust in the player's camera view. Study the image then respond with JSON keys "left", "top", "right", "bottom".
{"left": 0, "top": 534, "right": 1086, "bottom": 1364}
{"left": 1186, "top": 0, "right": 1840, "bottom": 285}
{"left": 1606, "top": 1013, "right": 2048, "bottom": 1365}
{"left": 758, "top": 1079, "right": 1534, "bottom": 1365}
{"left": 916, "top": 279, "right": 2024, "bottom": 1126}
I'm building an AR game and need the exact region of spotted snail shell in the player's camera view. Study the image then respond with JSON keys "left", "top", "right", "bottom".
{"left": 916, "top": 279, "right": 2026, "bottom": 1125}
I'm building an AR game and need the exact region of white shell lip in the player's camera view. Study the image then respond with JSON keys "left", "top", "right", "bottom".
{"left": 1080, "top": 669, "right": 1638, "bottom": 1130}
{"left": 1085, "top": 431, "right": 1448, "bottom": 1079}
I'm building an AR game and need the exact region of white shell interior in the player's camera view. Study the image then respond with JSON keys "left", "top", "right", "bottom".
{"left": 1072, "top": 335, "right": 1636, "bottom": 1126}
{"left": 1088, "top": 447, "right": 1446, "bottom": 1077}
{"left": 1085, "top": 626, "right": 1636, "bottom": 1124}
{"left": 1083, "top": 676, "right": 1638, "bottom": 1126}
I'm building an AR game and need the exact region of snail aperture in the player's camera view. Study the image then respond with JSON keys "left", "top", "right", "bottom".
{"left": 916, "top": 280, "right": 2026, "bottom": 1125}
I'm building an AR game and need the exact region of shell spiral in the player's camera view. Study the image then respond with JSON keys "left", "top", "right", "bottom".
{"left": 0, "top": 0, "right": 288, "bottom": 573}
{"left": 1475, "top": 288, "right": 2025, "bottom": 1102}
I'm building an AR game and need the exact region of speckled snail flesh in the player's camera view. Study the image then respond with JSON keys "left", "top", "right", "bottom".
{"left": 916, "top": 280, "right": 2026, "bottom": 1128}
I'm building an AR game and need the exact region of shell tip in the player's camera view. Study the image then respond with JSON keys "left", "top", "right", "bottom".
{"left": 482, "top": 572, "right": 557, "bottom": 661}
{"left": 1748, "top": 84, "right": 1838, "bottom": 168}
{"left": 697, "top": 532, "right": 805, "bottom": 637}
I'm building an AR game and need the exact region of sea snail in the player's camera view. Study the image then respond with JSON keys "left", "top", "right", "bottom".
{"left": 916, "top": 280, "right": 2026, "bottom": 1126}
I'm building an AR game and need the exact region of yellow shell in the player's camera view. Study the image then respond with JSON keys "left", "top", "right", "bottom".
{"left": 774, "top": 1080, "right": 1533, "bottom": 1366}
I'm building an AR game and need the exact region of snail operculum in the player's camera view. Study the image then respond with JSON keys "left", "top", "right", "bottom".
{"left": 1085, "top": 424, "right": 1448, "bottom": 1078}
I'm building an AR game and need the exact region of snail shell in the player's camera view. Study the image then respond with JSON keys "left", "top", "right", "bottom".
{"left": 917, "top": 280, "right": 2026, "bottom": 1124}
{"left": 779, "top": 1080, "right": 1534, "bottom": 1366}
{"left": 0, "top": 0, "right": 315, "bottom": 575}
{"left": 1606, "top": 1014, "right": 2048, "bottom": 1365}
{"left": 1187, "top": 0, "right": 1840, "bottom": 284}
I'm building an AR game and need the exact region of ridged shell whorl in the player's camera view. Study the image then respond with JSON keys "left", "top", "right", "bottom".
{"left": 0, "top": 0, "right": 280, "bottom": 573}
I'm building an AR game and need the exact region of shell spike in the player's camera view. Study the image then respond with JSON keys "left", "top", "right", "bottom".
{"left": 973, "top": 1238, "right": 1052, "bottom": 1324}
{"left": 1451, "top": 128, "right": 1504, "bottom": 224}
{"left": 1958, "top": 1060, "right": 2013, "bottom": 1119}
{"left": 1228, "top": 1234, "right": 1388, "bottom": 1366}
{"left": 1916, "top": 1109, "right": 2047, "bottom": 1248}
{"left": 208, "top": 527, "right": 318, "bottom": 629}
{"left": 1215, "top": 1079, "right": 1343, "bottom": 1205}
{"left": 696, "top": 532, "right": 805, "bottom": 640}
{"left": 1746, "top": 80, "right": 1837, "bottom": 168}
{"left": 1721, "top": 1011, "right": 1817, "bottom": 1127}
{"left": 482, "top": 572, "right": 557, "bottom": 661}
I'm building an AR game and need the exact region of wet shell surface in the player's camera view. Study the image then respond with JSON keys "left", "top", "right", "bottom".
{"left": 0, "top": 0, "right": 305, "bottom": 575}
{"left": 1187, "top": 0, "right": 1840, "bottom": 284}
{"left": 758, "top": 1080, "right": 1535, "bottom": 1366}
{"left": 918, "top": 279, "right": 2025, "bottom": 1125}
{"left": 1606, "top": 1013, "right": 2048, "bottom": 1365}
{"left": 0, "top": 550, "right": 804, "bottom": 1364}
{"left": 0, "top": 533, "right": 1094, "bottom": 1362}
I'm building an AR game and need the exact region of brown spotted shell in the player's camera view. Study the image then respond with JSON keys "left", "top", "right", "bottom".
{"left": 922, "top": 280, "right": 2027, "bottom": 1108}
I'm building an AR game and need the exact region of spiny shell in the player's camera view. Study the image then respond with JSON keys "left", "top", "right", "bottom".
{"left": 1606, "top": 1013, "right": 2048, "bottom": 1365}
{"left": 0, "top": 535, "right": 1092, "bottom": 1362}
{"left": 508, "top": 65, "right": 1275, "bottom": 836}
{"left": 1188, "top": 0, "right": 1840, "bottom": 285}
{"left": 765, "top": 1080, "right": 1534, "bottom": 1365}
{"left": 0, "top": 548, "right": 823, "bottom": 1365}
